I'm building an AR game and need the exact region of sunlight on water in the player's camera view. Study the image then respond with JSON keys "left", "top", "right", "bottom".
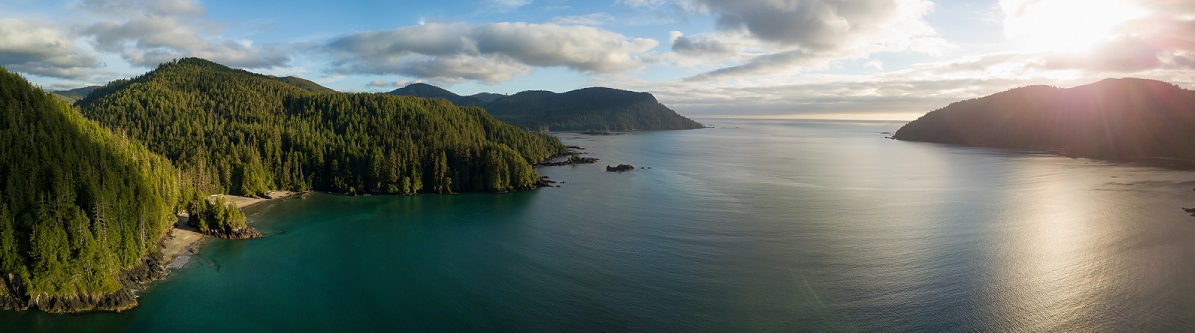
{"left": 4, "top": 119, "right": 1195, "bottom": 331}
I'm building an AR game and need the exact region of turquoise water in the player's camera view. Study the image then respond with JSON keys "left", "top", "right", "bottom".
{"left": 5, "top": 119, "right": 1195, "bottom": 331}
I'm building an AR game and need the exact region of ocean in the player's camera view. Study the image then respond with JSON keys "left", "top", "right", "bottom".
{"left": 5, "top": 119, "right": 1195, "bottom": 331}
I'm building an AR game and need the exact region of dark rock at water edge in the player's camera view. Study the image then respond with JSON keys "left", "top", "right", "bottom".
{"left": 203, "top": 227, "right": 265, "bottom": 239}
{"left": 0, "top": 233, "right": 175, "bottom": 313}
{"left": 607, "top": 164, "right": 635, "bottom": 172}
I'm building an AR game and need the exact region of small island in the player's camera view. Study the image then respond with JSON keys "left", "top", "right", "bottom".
{"left": 606, "top": 164, "right": 635, "bottom": 172}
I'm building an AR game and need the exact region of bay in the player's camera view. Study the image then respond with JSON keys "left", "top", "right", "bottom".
{"left": 5, "top": 119, "right": 1195, "bottom": 331}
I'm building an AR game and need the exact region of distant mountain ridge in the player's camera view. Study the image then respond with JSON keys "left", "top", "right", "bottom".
{"left": 389, "top": 83, "right": 488, "bottom": 106}
{"left": 388, "top": 83, "right": 703, "bottom": 131}
{"left": 893, "top": 78, "right": 1195, "bottom": 162}
{"left": 51, "top": 86, "right": 98, "bottom": 102}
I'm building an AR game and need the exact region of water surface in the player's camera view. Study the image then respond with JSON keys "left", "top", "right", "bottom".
{"left": 5, "top": 119, "right": 1195, "bottom": 331}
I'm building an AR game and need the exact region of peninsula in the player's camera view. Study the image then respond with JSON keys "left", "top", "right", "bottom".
{"left": 893, "top": 78, "right": 1195, "bottom": 163}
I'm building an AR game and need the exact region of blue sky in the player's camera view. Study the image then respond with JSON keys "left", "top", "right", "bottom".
{"left": 2, "top": 0, "right": 1192, "bottom": 119}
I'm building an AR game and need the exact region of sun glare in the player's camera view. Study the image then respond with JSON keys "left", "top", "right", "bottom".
{"left": 1002, "top": 0, "right": 1146, "bottom": 53}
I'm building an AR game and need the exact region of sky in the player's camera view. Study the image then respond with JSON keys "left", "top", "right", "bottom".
{"left": 1, "top": 0, "right": 1193, "bottom": 120}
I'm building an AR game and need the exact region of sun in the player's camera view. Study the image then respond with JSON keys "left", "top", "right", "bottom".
{"left": 1001, "top": 0, "right": 1146, "bottom": 53}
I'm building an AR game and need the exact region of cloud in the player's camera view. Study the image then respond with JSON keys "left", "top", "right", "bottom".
{"left": 1, "top": 0, "right": 288, "bottom": 83}
{"left": 618, "top": 0, "right": 672, "bottom": 8}
{"left": 998, "top": 0, "right": 1195, "bottom": 73}
{"left": 669, "top": 31, "right": 734, "bottom": 56}
{"left": 552, "top": 12, "right": 616, "bottom": 26}
{"left": 77, "top": 0, "right": 204, "bottom": 15}
{"left": 82, "top": 1, "right": 290, "bottom": 69}
{"left": 670, "top": 0, "right": 949, "bottom": 80}
{"left": 0, "top": 19, "right": 104, "bottom": 80}
{"left": 367, "top": 79, "right": 424, "bottom": 89}
{"left": 484, "top": 0, "right": 533, "bottom": 11}
{"left": 325, "top": 22, "right": 658, "bottom": 83}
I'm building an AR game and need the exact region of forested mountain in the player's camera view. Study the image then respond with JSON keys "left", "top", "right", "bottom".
{"left": 270, "top": 76, "right": 337, "bottom": 94}
{"left": 0, "top": 68, "right": 180, "bottom": 312}
{"left": 79, "top": 58, "right": 567, "bottom": 196}
{"left": 893, "top": 78, "right": 1195, "bottom": 162}
{"left": 51, "top": 86, "right": 98, "bottom": 102}
{"left": 485, "top": 87, "right": 703, "bottom": 131}
{"left": 389, "top": 83, "right": 486, "bottom": 106}
{"left": 389, "top": 84, "right": 704, "bottom": 131}
{"left": 469, "top": 92, "right": 506, "bottom": 103}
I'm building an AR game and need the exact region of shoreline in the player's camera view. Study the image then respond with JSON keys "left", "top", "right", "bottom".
{"left": 160, "top": 190, "right": 302, "bottom": 270}
{"left": 210, "top": 190, "right": 302, "bottom": 209}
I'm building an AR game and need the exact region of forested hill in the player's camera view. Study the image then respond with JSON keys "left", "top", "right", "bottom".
{"left": 79, "top": 58, "right": 567, "bottom": 197}
{"left": 0, "top": 67, "right": 181, "bottom": 312}
{"left": 270, "top": 76, "right": 337, "bottom": 94}
{"left": 893, "top": 78, "right": 1195, "bottom": 162}
{"left": 388, "top": 83, "right": 487, "bottom": 106}
{"left": 389, "top": 84, "right": 704, "bottom": 131}
{"left": 51, "top": 86, "right": 98, "bottom": 102}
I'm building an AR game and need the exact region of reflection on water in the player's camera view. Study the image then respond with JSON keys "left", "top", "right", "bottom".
{"left": 2, "top": 119, "right": 1195, "bottom": 331}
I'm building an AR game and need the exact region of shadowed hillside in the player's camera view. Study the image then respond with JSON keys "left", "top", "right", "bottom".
{"left": 390, "top": 84, "right": 703, "bottom": 131}
{"left": 0, "top": 67, "right": 181, "bottom": 313}
{"left": 894, "top": 78, "right": 1195, "bottom": 163}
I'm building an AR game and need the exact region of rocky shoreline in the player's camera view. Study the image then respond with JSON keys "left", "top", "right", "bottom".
{"left": 536, "top": 146, "right": 599, "bottom": 167}
{"left": 0, "top": 230, "right": 174, "bottom": 313}
{"left": 1, "top": 191, "right": 300, "bottom": 314}
{"left": 200, "top": 227, "right": 264, "bottom": 239}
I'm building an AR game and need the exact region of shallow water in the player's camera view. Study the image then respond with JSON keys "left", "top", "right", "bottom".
{"left": 5, "top": 119, "right": 1195, "bottom": 331}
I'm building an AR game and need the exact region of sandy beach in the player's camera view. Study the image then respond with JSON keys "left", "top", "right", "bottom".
{"left": 161, "top": 215, "right": 204, "bottom": 270}
{"left": 160, "top": 190, "right": 302, "bottom": 270}
{"left": 211, "top": 190, "right": 300, "bottom": 209}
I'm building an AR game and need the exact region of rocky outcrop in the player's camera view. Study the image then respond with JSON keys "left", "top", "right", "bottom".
{"left": 27, "top": 290, "right": 137, "bottom": 313}
{"left": 538, "top": 154, "right": 599, "bottom": 167}
{"left": 606, "top": 164, "right": 635, "bottom": 172}
{"left": 0, "top": 274, "right": 28, "bottom": 310}
{"left": 203, "top": 227, "right": 264, "bottom": 239}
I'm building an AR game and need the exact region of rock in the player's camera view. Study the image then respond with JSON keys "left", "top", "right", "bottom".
{"left": 204, "top": 227, "right": 264, "bottom": 239}
{"left": 606, "top": 164, "right": 635, "bottom": 172}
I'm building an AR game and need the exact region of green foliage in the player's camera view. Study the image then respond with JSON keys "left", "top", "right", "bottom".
{"left": 0, "top": 67, "right": 179, "bottom": 296}
{"left": 389, "top": 83, "right": 487, "bottom": 106}
{"left": 392, "top": 84, "right": 704, "bottom": 131}
{"left": 79, "top": 58, "right": 567, "bottom": 196}
{"left": 186, "top": 196, "right": 247, "bottom": 234}
{"left": 50, "top": 86, "right": 98, "bottom": 103}
{"left": 270, "top": 76, "right": 337, "bottom": 94}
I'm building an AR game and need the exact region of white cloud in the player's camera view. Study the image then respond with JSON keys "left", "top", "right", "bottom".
{"left": 326, "top": 22, "right": 658, "bottom": 83}
{"left": 552, "top": 12, "right": 616, "bottom": 26}
{"left": 82, "top": 1, "right": 290, "bottom": 69}
{"left": 367, "top": 79, "right": 425, "bottom": 89}
{"left": 0, "top": 19, "right": 104, "bottom": 80}
{"left": 484, "top": 0, "right": 533, "bottom": 11}
{"left": 618, "top": 0, "right": 672, "bottom": 8}
{"left": 669, "top": 0, "right": 951, "bottom": 81}
{"left": 0, "top": 0, "right": 287, "bottom": 82}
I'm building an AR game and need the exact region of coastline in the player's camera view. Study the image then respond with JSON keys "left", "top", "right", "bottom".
{"left": 161, "top": 190, "right": 301, "bottom": 270}
{"left": 211, "top": 190, "right": 301, "bottom": 209}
